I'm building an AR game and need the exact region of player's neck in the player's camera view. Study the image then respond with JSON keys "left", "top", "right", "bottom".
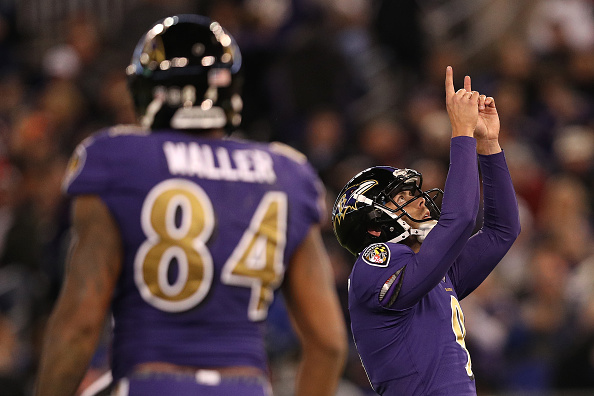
{"left": 402, "top": 238, "right": 421, "bottom": 253}
{"left": 187, "top": 128, "right": 226, "bottom": 138}
{"left": 170, "top": 128, "right": 227, "bottom": 139}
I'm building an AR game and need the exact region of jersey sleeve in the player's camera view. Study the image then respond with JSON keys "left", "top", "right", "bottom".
{"left": 449, "top": 150, "right": 521, "bottom": 299}
{"left": 62, "top": 131, "right": 112, "bottom": 196}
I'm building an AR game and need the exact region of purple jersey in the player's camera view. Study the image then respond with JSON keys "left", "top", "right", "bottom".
{"left": 62, "top": 126, "right": 325, "bottom": 382}
{"left": 348, "top": 137, "right": 520, "bottom": 395}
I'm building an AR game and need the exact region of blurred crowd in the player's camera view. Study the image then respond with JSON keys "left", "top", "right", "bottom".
{"left": 0, "top": 0, "right": 593, "bottom": 395}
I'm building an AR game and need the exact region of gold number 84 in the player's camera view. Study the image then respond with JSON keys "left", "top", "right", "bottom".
{"left": 134, "top": 178, "right": 287, "bottom": 319}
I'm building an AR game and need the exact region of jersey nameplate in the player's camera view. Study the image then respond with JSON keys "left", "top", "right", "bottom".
{"left": 163, "top": 141, "right": 277, "bottom": 183}
{"left": 361, "top": 243, "right": 390, "bottom": 267}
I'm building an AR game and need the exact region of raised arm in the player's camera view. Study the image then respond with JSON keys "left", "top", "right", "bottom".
{"left": 391, "top": 138, "right": 480, "bottom": 309}
{"left": 475, "top": 90, "right": 502, "bottom": 155}
{"left": 386, "top": 66, "right": 482, "bottom": 309}
{"left": 450, "top": 92, "right": 521, "bottom": 298}
{"left": 282, "top": 225, "right": 348, "bottom": 396}
{"left": 35, "top": 195, "right": 122, "bottom": 396}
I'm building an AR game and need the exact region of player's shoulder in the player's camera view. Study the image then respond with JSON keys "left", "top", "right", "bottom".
{"left": 350, "top": 242, "right": 411, "bottom": 299}
{"left": 96, "top": 124, "right": 149, "bottom": 142}
{"left": 70, "top": 124, "right": 148, "bottom": 160}
{"left": 228, "top": 136, "right": 308, "bottom": 164}
{"left": 355, "top": 242, "right": 411, "bottom": 270}
{"left": 106, "top": 124, "right": 150, "bottom": 137}
{"left": 78, "top": 124, "right": 149, "bottom": 148}
{"left": 265, "top": 141, "right": 318, "bottom": 182}
{"left": 268, "top": 141, "right": 308, "bottom": 165}
{"left": 63, "top": 125, "right": 149, "bottom": 191}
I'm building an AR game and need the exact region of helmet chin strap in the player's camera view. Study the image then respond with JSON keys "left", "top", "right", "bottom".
{"left": 416, "top": 220, "right": 438, "bottom": 242}
{"left": 386, "top": 218, "right": 415, "bottom": 243}
{"left": 354, "top": 193, "right": 437, "bottom": 244}
{"left": 387, "top": 220, "right": 436, "bottom": 244}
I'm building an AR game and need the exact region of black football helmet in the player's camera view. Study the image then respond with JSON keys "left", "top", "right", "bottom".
{"left": 331, "top": 166, "right": 443, "bottom": 256}
{"left": 126, "top": 14, "right": 243, "bottom": 132}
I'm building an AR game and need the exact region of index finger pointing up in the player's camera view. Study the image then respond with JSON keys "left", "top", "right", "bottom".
{"left": 445, "top": 66, "right": 455, "bottom": 97}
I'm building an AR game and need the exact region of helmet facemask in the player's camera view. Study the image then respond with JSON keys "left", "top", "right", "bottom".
{"left": 381, "top": 177, "right": 442, "bottom": 224}
{"left": 355, "top": 177, "right": 442, "bottom": 244}
{"left": 332, "top": 167, "right": 443, "bottom": 256}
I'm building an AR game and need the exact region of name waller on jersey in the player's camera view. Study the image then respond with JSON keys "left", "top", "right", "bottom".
{"left": 163, "top": 141, "right": 277, "bottom": 183}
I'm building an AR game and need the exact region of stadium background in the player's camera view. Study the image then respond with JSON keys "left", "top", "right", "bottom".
{"left": 0, "top": 0, "right": 593, "bottom": 395}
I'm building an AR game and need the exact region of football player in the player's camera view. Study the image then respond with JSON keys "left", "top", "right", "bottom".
{"left": 331, "top": 66, "right": 520, "bottom": 395}
{"left": 35, "top": 15, "right": 347, "bottom": 396}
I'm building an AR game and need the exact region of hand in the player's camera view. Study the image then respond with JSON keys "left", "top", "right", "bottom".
{"left": 445, "top": 66, "right": 479, "bottom": 138}
{"left": 475, "top": 94, "right": 502, "bottom": 155}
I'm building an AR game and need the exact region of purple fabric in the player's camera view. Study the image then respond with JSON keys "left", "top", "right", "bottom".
{"left": 348, "top": 137, "right": 520, "bottom": 395}
{"left": 64, "top": 126, "right": 324, "bottom": 381}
